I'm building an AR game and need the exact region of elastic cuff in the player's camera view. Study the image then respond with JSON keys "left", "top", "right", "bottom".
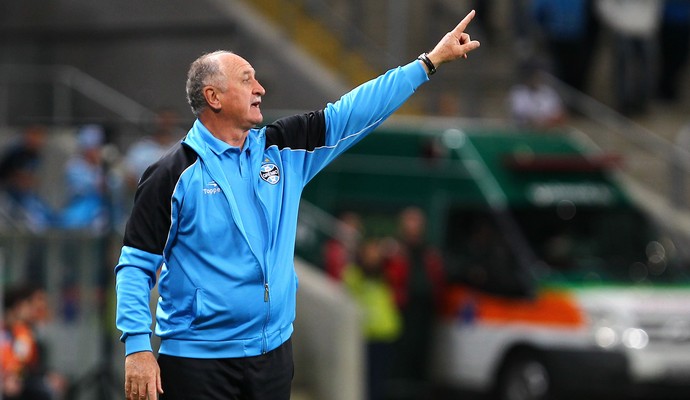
{"left": 124, "top": 333, "right": 152, "bottom": 356}
{"left": 403, "top": 60, "right": 431, "bottom": 88}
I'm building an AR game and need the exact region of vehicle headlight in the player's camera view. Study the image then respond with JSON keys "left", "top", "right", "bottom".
{"left": 592, "top": 319, "right": 649, "bottom": 350}
{"left": 594, "top": 325, "right": 619, "bottom": 348}
{"left": 622, "top": 328, "right": 649, "bottom": 350}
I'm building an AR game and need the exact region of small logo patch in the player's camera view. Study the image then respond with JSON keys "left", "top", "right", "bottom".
{"left": 260, "top": 163, "right": 280, "bottom": 185}
{"left": 203, "top": 181, "right": 221, "bottom": 195}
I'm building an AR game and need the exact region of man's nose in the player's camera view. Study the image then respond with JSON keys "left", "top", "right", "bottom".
{"left": 255, "top": 82, "right": 266, "bottom": 96}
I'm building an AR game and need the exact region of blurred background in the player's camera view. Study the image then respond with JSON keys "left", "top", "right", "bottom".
{"left": 2, "top": 0, "right": 690, "bottom": 399}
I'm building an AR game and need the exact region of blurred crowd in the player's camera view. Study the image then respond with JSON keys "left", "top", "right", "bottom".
{"left": 499, "top": 0, "right": 690, "bottom": 129}
{"left": 0, "top": 109, "right": 185, "bottom": 235}
{"left": 323, "top": 207, "right": 445, "bottom": 400}
{"left": 430, "top": 0, "right": 690, "bottom": 129}
{"left": 531, "top": 0, "right": 690, "bottom": 116}
{"left": 522, "top": 0, "right": 689, "bottom": 117}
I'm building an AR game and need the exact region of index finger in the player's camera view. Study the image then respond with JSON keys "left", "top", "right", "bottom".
{"left": 451, "top": 9, "right": 476, "bottom": 36}
{"left": 148, "top": 381, "right": 157, "bottom": 400}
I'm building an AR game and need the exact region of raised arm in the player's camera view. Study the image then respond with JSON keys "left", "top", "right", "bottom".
{"left": 295, "top": 9, "right": 481, "bottom": 183}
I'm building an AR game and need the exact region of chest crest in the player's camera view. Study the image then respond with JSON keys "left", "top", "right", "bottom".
{"left": 260, "top": 159, "right": 280, "bottom": 185}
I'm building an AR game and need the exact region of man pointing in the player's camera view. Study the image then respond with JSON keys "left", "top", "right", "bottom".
{"left": 115, "top": 10, "right": 480, "bottom": 400}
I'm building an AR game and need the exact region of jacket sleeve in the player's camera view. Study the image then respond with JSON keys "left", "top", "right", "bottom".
{"left": 324, "top": 60, "right": 428, "bottom": 145}
{"left": 313, "top": 60, "right": 428, "bottom": 181}
{"left": 265, "top": 60, "right": 428, "bottom": 185}
{"left": 115, "top": 246, "right": 162, "bottom": 355}
{"left": 114, "top": 145, "right": 193, "bottom": 355}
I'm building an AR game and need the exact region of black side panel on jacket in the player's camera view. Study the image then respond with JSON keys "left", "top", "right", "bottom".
{"left": 264, "top": 110, "right": 326, "bottom": 151}
{"left": 123, "top": 143, "right": 198, "bottom": 255}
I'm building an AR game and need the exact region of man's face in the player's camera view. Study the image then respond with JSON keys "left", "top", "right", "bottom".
{"left": 215, "top": 54, "right": 266, "bottom": 131}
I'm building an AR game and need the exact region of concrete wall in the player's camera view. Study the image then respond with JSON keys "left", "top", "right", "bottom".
{"left": 293, "top": 259, "right": 364, "bottom": 400}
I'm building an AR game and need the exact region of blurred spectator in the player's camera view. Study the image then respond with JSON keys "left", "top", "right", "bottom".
{"left": 0, "top": 125, "right": 54, "bottom": 232}
{"left": 2, "top": 284, "right": 36, "bottom": 399}
{"left": 2, "top": 284, "right": 65, "bottom": 400}
{"left": 0, "top": 157, "right": 55, "bottom": 233}
{"left": 595, "top": 0, "right": 662, "bottom": 115}
{"left": 25, "top": 286, "right": 67, "bottom": 400}
{"left": 471, "top": 0, "right": 494, "bottom": 41}
{"left": 59, "top": 124, "right": 121, "bottom": 322}
{"left": 384, "top": 207, "right": 445, "bottom": 399}
{"left": 507, "top": 61, "right": 567, "bottom": 129}
{"left": 657, "top": 0, "right": 690, "bottom": 102}
{"left": 122, "top": 108, "right": 185, "bottom": 191}
{"left": 343, "top": 239, "right": 401, "bottom": 400}
{"left": 0, "top": 125, "right": 47, "bottom": 184}
{"left": 323, "top": 211, "right": 363, "bottom": 281}
{"left": 59, "top": 125, "right": 110, "bottom": 231}
{"left": 531, "top": 0, "right": 600, "bottom": 93}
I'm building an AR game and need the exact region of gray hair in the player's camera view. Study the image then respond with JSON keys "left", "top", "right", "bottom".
{"left": 185, "top": 50, "right": 232, "bottom": 117}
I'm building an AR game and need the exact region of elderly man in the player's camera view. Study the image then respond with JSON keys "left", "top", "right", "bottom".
{"left": 115, "top": 9, "right": 480, "bottom": 400}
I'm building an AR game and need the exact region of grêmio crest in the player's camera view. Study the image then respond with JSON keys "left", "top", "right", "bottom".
{"left": 260, "top": 163, "right": 280, "bottom": 185}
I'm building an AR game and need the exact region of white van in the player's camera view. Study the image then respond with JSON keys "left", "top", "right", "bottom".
{"left": 301, "top": 125, "right": 690, "bottom": 400}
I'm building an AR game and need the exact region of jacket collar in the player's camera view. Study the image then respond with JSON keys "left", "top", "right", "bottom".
{"left": 184, "top": 119, "right": 260, "bottom": 157}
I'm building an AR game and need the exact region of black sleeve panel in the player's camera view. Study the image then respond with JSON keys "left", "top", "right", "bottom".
{"left": 123, "top": 144, "right": 198, "bottom": 254}
{"left": 264, "top": 110, "right": 326, "bottom": 151}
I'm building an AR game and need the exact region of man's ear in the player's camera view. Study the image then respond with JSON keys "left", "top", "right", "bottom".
{"left": 203, "top": 86, "right": 222, "bottom": 113}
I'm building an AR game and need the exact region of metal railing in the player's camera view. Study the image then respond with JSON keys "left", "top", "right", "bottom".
{"left": 545, "top": 72, "right": 690, "bottom": 211}
{"left": 0, "top": 64, "right": 156, "bottom": 127}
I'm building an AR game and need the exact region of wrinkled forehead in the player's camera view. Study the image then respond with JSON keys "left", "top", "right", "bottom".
{"left": 215, "top": 52, "right": 255, "bottom": 78}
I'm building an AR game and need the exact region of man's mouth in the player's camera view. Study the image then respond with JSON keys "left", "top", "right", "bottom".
{"left": 251, "top": 100, "right": 261, "bottom": 108}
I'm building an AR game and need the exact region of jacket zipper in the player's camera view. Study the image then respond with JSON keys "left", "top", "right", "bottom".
{"left": 261, "top": 281, "right": 270, "bottom": 354}
{"left": 252, "top": 153, "right": 273, "bottom": 354}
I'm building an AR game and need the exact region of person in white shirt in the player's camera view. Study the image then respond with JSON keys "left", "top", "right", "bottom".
{"left": 508, "top": 62, "right": 567, "bottom": 129}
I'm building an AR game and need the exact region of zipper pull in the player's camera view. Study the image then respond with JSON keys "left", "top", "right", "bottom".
{"left": 264, "top": 283, "right": 270, "bottom": 302}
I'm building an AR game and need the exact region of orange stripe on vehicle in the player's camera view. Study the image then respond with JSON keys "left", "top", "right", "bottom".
{"left": 443, "top": 286, "right": 585, "bottom": 327}
{"left": 480, "top": 291, "right": 584, "bottom": 327}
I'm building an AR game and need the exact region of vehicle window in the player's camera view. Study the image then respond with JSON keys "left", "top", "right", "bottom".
{"left": 444, "top": 209, "right": 529, "bottom": 296}
{"left": 513, "top": 206, "right": 690, "bottom": 284}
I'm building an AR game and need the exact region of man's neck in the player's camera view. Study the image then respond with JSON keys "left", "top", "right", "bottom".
{"left": 215, "top": 129, "right": 248, "bottom": 149}
{"left": 200, "top": 115, "right": 249, "bottom": 148}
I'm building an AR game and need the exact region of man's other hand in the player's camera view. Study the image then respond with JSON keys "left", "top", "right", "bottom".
{"left": 125, "top": 351, "right": 163, "bottom": 400}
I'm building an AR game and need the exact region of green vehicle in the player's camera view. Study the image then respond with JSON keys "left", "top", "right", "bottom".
{"left": 299, "top": 121, "right": 690, "bottom": 400}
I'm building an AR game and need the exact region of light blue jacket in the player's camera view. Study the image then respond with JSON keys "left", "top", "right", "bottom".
{"left": 115, "top": 60, "right": 428, "bottom": 358}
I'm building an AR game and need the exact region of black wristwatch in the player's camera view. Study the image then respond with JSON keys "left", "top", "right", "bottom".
{"left": 417, "top": 52, "right": 436, "bottom": 75}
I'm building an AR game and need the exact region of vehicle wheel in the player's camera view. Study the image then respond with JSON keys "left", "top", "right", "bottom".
{"left": 496, "top": 354, "right": 552, "bottom": 400}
